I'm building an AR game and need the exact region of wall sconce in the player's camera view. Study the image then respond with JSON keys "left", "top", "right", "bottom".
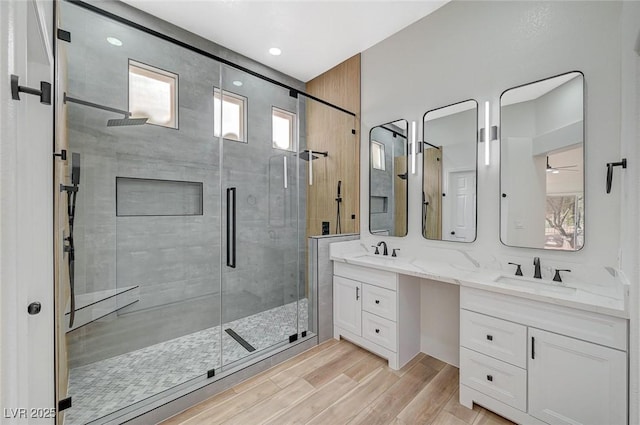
{"left": 411, "top": 120, "right": 417, "bottom": 174}
{"left": 480, "top": 101, "right": 498, "bottom": 166}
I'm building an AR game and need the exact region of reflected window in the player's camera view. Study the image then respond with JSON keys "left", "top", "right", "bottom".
{"left": 272, "top": 107, "right": 295, "bottom": 151}
{"left": 214, "top": 88, "right": 247, "bottom": 142}
{"left": 129, "top": 60, "right": 178, "bottom": 128}
{"left": 371, "top": 141, "right": 385, "bottom": 170}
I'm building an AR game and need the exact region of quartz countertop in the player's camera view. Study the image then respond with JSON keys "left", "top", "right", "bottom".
{"left": 330, "top": 240, "right": 629, "bottom": 319}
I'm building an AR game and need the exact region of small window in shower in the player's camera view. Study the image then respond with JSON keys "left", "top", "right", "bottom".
{"left": 371, "top": 140, "right": 385, "bottom": 170}
{"left": 214, "top": 88, "right": 247, "bottom": 143}
{"left": 272, "top": 107, "right": 296, "bottom": 151}
{"left": 128, "top": 60, "right": 178, "bottom": 128}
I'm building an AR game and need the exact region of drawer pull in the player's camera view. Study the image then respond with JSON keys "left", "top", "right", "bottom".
{"left": 356, "top": 286, "right": 360, "bottom": 300}
{"left": 486, "top": 334, "right": 493, "bottom": 341}
{"left": 487, "top": 374, "right": 493, "bottom": 382}
{"left": 375, "top": 329, "right": 380, "bottom": 334}
{"left": 375, "top": 300, "right": 380, "bottom": 304}
{"left": 531, "top": 336, "right": 535, "bottom": 359}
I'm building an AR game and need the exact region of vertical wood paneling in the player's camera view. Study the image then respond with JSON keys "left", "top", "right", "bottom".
{"left": 424, "top": 147, "right": 442, "bottom": 240}
{"left": 55, "top": 34, "right": 70, "bottom": 424}
{"left": 305, "top": 54, "right": 361, "bottom": 238}
{"left": 394, "top": 157, "right": 407, "bottom": 236}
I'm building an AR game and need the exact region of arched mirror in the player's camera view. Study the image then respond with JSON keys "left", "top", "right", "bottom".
{"left": 500, "top": 71, "right": 584, "bottom": 251}
{"left": 369, "top": 120, "right": 408, "bottom": 237}
{"left": 422, "top": 100, "right": 478, "bottom": 242}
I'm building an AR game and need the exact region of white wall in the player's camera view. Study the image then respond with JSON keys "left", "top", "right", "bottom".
{"left": 360, "top": 0, "right": 637, "bottom": 389}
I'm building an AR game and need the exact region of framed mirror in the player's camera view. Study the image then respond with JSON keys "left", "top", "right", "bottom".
{"left": 500, "top": 71, "right": 584, "bottom": 251}
{"left": 369, "top": 120, "right": 408, "bottom": 237}
{"left": 422, "top": 100, "right": 478, "bottom": 242}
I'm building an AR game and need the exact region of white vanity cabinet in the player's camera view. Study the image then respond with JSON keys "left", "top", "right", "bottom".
{"left": 460, "top": 286, "right": 628, "bottom": 425}
{"left": 333, "top": 262, "right": 420, "bottom": 370}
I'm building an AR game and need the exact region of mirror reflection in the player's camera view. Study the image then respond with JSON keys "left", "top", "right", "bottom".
{"left": 500, "top": 71, "right": 584, "bottom": 251}
{"left": 422, "top": 100, "right": 478, "bottom": 242}
{"left": 369, "top": 120, "right": 408, "bottom": 237}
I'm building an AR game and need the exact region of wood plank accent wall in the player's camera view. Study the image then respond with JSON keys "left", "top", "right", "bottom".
{"left": 305, "top": 54, "right": 361, "bottom": 238}
{"left": 55, "top": 38, "right": 70, "bottom": 424}
{"left": 423, "top": 147, "right": 443, "bottom": 240}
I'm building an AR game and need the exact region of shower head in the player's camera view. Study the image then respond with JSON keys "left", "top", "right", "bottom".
{"left": 107, "top": 117, "right": 148, "bottom": 127}
{"left": 397, "top": 173, "right": 408, "bottom": 180}
{"left": 64, "top": 93, "right": 148, "bottom": 128}
{"left": 298, "top": 150, "right": 328, "bottom": 161}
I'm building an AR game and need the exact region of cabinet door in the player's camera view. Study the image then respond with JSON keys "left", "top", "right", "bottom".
{"left": 334, "top": 276, "right": 362, "bottom": 336}
{"left": 528, "top": 328, "right": 627, "bottom": 425}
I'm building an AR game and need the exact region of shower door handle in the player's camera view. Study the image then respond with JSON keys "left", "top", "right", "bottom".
{"left": 226, "top": 187, "right": 236, "bottom": 268}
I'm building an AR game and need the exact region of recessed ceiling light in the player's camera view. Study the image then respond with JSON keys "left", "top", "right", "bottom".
{"left": 232, "top": 80, "right": 243, "bottom": 87}
{"left": 269, "top": 47, "right": 282, "bottom": 56}
{"left": 107, "top": 37, "right": 123, "bottom": 47}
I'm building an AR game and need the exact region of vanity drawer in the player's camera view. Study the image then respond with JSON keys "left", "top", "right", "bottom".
{"left": 460, "top": 347, "right": 526, "bottom": 412}
{"left": 460, "top": 309, "right": 527, "bottom": 368}
{"left": 363, "top": 283, "right": 397, "bottom": 321}
{"left": 362, "top": 311, "right": 397, "bottom": 352}
{"left": 334, "top": 262, "right": 397, "bottom": 291}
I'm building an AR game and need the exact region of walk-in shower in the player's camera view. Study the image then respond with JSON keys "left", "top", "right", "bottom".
{"left": 54, "top": 2, "right": 354, "bottom": 423}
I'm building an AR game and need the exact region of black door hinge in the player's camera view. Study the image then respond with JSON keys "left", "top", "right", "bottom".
{"left": 57, "top": 29, "right": 71, "bottom": 42}
{"left": 289, "top": 333, "right": 298, "bottom": 343}
{"left": 54, "top": 150, "right": 67, "bottom": 160}
{"left": 289, "top": 89, "right": 298, "bottom": 99}
{"left": 207, "top": 368, "right": 215, "bottom": 379}
{"left": 58, "top": 397, "right": 72, "bottom": 412}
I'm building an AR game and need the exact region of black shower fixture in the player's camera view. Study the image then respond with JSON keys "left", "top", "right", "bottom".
{"left": 64, "top": 93, "right": 148, "bottom": 127}
{"left": 297, "top": 150, "right": 328, "bottom": 161}
{"left": 397, "top": 173, "right": 408, "bottom": 180}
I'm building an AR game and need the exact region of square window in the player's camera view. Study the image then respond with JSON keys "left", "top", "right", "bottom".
{"left": 371, "top": 141, "right": 385, "bottom": 170}
{"left": 214, "top": 88, "right": 247, "bottom": 142}
{"left": 272, "top": 107, "right": 296, "bottom": 151}
{"left": 129, "top": 60, "right": 178, "bottom": 128}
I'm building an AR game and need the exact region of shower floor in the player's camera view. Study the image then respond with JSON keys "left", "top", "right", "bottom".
{"left": 66, "top": 299, "right": 309, "bottom": 425}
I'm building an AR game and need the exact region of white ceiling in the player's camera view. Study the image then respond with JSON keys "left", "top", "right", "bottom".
{"left": 120, "top": 0, "right": 449, "bottom": 82}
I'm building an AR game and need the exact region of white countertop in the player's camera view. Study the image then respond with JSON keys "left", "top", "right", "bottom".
{"left": 330, "top": 240, "right": 629, "bottom": 319}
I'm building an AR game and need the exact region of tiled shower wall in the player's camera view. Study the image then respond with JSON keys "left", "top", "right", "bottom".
{"left": 63, "top": 3, "right": 307, "bottom": 368}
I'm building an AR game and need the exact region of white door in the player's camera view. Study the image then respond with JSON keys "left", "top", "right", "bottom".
{"left": 444, "top": 170, "right": 476, "bottom": 242}
{"left": 0, "top": 0, "right": 55, "bottom": 422}
{"left": 528, "top": 328, "right": 627, "bottom": 425}
{"left": 333, "top": 276, "right": 362, "bottom": 336}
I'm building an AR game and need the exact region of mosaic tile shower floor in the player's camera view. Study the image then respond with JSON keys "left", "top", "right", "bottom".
{"left": 66, "top": 299, "right": 308, "bottom": 425}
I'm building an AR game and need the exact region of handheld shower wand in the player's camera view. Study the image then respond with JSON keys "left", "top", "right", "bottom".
{"left": 61, "top": 153, "right": 80, "bottom": 328}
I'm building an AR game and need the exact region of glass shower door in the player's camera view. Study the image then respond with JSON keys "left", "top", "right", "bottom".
{"left": 58, "top": 3, "right": 223, "bottom": 424}
{"left": 219, "top": 65, "right": 301, "bottom": 368}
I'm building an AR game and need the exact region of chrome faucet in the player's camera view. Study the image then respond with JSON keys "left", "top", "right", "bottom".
{"left": 533, "top": 257, "right": 542, "bottom": 279}
{"left": 377, "top": 241, "right": 388, "bottom": 256}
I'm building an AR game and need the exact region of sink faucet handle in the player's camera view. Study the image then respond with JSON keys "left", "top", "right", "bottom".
{"left": 553, "top": 269, "right": 571, "bottom": 283}
{"left": 508, "top": 262, "right": 523, "bottom": 276}
{"left": 392, "top": 248, "right": 400, "bottom": 257}
{"left": 371, "top": 245, "right": 380, "bottom": 255}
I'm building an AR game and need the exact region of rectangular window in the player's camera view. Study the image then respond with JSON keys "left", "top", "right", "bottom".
{"left": 272, "top": 107, "right": 296, "bottom": 151}
{"left": 371, "top": 141, "right": 385, "bottom": 170}
{"left": 214, "top": 88, "right": 247, "bottom": 142}
{"left": 129, "top": 60, "right": 178, "bottom": 128}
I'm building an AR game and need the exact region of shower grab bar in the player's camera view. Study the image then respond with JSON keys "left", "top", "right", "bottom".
{"left": 226, "top": 187, "right": 237, "bottom": 268}
{"left": 283, "top": 156, "right": 288, "bottom": 189}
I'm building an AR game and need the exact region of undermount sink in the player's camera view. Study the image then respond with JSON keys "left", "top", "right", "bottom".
{"left": 495, "top": 275, "right": 577, "bottom": 294}
{"left": 356, "top": 253, "right": 398, "bottom": 261}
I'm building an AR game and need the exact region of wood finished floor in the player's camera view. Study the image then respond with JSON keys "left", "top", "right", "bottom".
{"left": 161, "top": 339, "right": 516, "bottom": 425}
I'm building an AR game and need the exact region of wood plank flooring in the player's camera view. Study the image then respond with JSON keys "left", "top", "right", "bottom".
{"left": 160, "top": 339, "right": 516, "bottom": 425}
